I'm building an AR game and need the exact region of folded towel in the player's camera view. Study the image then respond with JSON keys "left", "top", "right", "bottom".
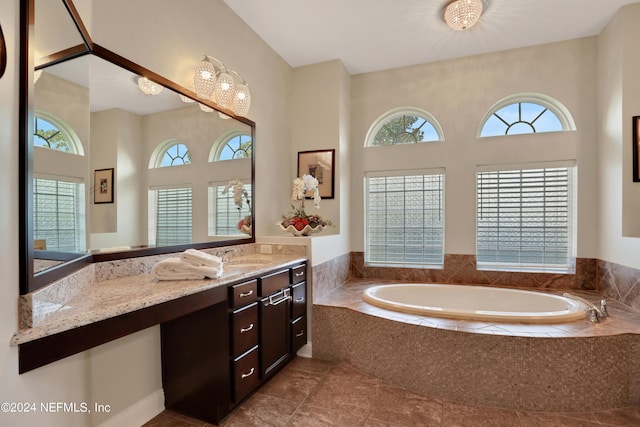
{"left": 152, "top": 258, "right": 223, "bottom": 281}
{"left": 180, "top": 249, "right": 223, "bottom": 268}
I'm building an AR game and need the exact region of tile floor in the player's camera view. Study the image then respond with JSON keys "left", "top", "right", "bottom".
{"left": 143, "top": 357, "right": 640, "bottom": 427}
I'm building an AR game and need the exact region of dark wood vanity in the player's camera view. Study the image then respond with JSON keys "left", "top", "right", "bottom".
{"left": 161, "top": 261, "right": 307, "bottom": 424}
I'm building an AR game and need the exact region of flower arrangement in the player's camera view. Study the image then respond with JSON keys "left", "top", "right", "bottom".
{"left": 278, "top": 174, "right": 331, "bottom": 236}
{"left": 222, "top": 179, "right": 251, "bottom": 234}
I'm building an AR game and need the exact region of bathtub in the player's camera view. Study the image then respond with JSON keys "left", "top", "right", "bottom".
{"left": 363, "top": 283, "right": 587, "bottom": 323}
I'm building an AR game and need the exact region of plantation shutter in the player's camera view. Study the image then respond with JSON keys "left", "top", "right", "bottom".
{"left": 476, "top": 164, "right": 575, "bottom": 272}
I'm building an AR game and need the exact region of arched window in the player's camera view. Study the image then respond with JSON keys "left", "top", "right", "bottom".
{"left": 365, "top": 107, "right": 444, "bottom": 147}
{"left": 34, "top": 111, "right": 84, "bottom": 155}
{"left": 209, "top": 131, "right": 252, "bottom": 162}
{"left": 149, "top": 140, "right": 191, "bottom": 168}
{"left": 479, "top": 93, "right": 576, "bottom": 137}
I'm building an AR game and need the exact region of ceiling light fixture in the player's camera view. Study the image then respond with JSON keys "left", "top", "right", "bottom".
{"left": 137, "top": 77, "right": 164, "bottom": 95}
{"left": 191, "top": 55, "right": 252, "bottom": 117}
{"left": 444, "top": 0, "right": 483, "bottom": 31}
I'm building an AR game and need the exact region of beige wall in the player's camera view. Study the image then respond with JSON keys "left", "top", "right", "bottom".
{"left": 350, "top": 37, "right": 599, "bottom": 257}
{"left": 599, "top": 3, "right": 640, "bottom": 268}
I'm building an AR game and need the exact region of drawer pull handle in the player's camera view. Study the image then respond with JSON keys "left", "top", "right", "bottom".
{"left": 239, "top": 290, "right": 254, "bottom": 298}
{"left": 241, "top": 368, "right": 255, "bottom": 379}
{"left": 295, "top": 330, "right": 304, "bottom": 337}
{"left": 268, "top": 288, "right": 291, "bottom": 306}
{"left": 295, "top": 272, "right": 304, "bottom": 277}
{"left": 295, "top": 297, "right": 304, "bottom": 303}
{"left": 240, "top": 323, "right": 254, "bottom": 333}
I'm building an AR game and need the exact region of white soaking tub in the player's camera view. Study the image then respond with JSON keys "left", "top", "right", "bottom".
{"left": 362, "top": 283, "right": 587, "bottom": 323}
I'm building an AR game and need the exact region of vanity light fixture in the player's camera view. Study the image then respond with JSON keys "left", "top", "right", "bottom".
{"left": 137, "top": 76, "right": 164, "bottom": 95}
{"left": 192, "top": 55, "right": 252, "bottom": 117}
{"left": 444, "top": 0, "right": 483, "bottom": 31}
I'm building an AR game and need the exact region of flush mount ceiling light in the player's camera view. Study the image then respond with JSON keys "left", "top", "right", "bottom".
{"left": 137, "top": 77, "right": 164, "bottom": 95}
{"left": 444, "top": 0, "right": 483, "bottom": 31}
{"left": 191, "top": 55, "right": 252, "bottom": 117}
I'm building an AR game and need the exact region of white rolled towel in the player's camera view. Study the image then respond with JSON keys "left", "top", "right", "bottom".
{"left": 152, "top": 258, "right": 223, "bottom": 281}
{"left": 180, "top": 249, "right": 223, "bottom": 268}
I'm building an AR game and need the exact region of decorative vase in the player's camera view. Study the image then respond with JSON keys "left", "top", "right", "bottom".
{"left": 277, "top": 221, "right": 324, "bottom": 237}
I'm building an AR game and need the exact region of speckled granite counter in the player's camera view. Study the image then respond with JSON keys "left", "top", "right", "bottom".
{"left": 12, "top": 249, "right": 306, "bottom": 347}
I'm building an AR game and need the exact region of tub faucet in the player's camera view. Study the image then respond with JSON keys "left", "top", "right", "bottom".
{"left": 562, "top": 293, "right": 607, "bottom": 323}
{"left": 217, "top": 248, "right": 236, "bottom": 262}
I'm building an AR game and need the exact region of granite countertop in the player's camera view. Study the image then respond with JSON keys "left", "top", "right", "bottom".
{"left": 12, "top": 254, "right": 306, "bottom": 346}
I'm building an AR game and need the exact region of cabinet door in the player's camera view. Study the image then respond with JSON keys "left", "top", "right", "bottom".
{"left": 260, "top": 288, "right": 290, "bottom": 377}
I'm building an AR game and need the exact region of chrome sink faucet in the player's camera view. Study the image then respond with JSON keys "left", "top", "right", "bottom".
{"left": 216, "top": 248, "right": 236, "bottom": 262}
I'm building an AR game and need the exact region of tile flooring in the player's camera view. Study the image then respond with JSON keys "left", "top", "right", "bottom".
{"left": 143, "top": 357, "right": 640, "bottom": 427}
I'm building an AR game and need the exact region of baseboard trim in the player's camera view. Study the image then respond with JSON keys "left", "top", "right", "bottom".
{"left": 296, "top": 342, "right": 312, "bottom": 358}
{"left": 97, "top": 388, "right": 164, "bottom": 427}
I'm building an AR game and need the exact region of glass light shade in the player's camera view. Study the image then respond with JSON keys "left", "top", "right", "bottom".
{"left": 199, "top": 104, "right": 214, "bottom": 113}
{"left": 214, "top": 71, "right": 235, "bottom": 109}
{"left": 137, "top": 77, "right": 164, "bottom": 95}
{"left": 179, "top": 94, "right": 196, "bottom": 103}
{"left": 444, "top": 0, "right": 483, "bottom": 31}
{"left": 194, "top": 57, "right": 217, "bottom": 99}
{"left": 232, "top": 83, "right": 251, "bottom": 117}
{"left": 218, "top": 112, "right": 231, "bottom": 120}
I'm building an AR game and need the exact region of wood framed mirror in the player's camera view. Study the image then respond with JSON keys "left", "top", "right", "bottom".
{"left": 20, "top": 0, "right": 255, "bottom": 294}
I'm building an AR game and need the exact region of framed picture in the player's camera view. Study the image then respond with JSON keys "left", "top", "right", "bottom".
{"left": 94, "top": 168, "right": 114, "bottom": 204}
{"left": 297, "top": 149, "right": 335, "bottom": 199}
{"left": 634, "top": 116, "right": 640, "bottom": 182}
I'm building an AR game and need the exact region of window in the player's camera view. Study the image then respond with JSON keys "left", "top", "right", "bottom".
{"left": 365, "top": 107, "right": 444, "bottom": 147}
{"left": 153, "top": 187, "right": 192, "bottom": 246}
{"left": 215, "top": 133, "right": 252, "bottom": 161}
{"left": 476, "top": 164, "right": 576, "bottom": 273}
{"left": 33, "top": 177, "right": 86, "bottom": 252}
{"left": 149, "top": 141, "right": 191, "bottom": 168}
{"left": 479, "top": 93, "right": 576, "bottom": 138}
{"left": 365, "top": 170, "right": 444, "bottom": 267}
{"left": 208, "top": 183, "right": 252, "bottom": 235}
{"left": 34, "top": 112, "right": 84, "bottom": 155}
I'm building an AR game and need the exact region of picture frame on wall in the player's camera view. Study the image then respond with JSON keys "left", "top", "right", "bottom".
{"left": 94, "top": 168, "right": 114, "bottom": 204}
{"left": 634, "top": 116, "right": 640, "bottom": 182}
{"left": 297, "top": 149, "right": 335, "bottom": 199}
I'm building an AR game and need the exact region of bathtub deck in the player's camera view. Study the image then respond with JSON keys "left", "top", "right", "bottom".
{"left": 315, "top": 278, "right": 640, "bottom": 338}
{"left": 312, "top": 279, "right": 640, "bottom": 412}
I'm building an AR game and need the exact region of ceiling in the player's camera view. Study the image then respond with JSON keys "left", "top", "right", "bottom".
{"left": 223, "top": 0, "right": 640, "bottom": 75}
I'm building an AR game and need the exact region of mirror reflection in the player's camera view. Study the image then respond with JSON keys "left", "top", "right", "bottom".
{"left": 33, "top": 55, "right": 253, "bottom": 274}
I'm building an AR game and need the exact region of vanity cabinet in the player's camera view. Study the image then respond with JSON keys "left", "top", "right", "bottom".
{"left": 161, "top": 261, "right": 307, "bottom": 425}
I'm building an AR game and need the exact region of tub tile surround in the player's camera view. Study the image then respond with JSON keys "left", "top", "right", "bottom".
{"left": 351, "top": 252, "right": 598, "bottom": 291}
{"left": 14, "top": 243, "right": 307, "bottom": 346}
{"left": 310, "top": 252, "right": 350, "bottom": 301}
{"left": 599, "top": 259, "right": 640, "bottom": 312}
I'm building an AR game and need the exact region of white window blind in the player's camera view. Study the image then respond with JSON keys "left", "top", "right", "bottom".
{"left": 476, "top": 166, "right": 576, "bottom": 273}
{"left": 365, "top": 171, "right": 444, "bottom": 267}
{"left": 155, "top": 188, "right": 192, "bottom": 246}
{"left": 33, "top": 177, "right": 86, "bottom": 252}
{"left": 208, "top": 184, "right": 252, "bottom": 235}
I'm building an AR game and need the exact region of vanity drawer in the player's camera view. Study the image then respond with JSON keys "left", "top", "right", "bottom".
{"left": 232, "top": 346, "right": 259, "bottom": 403}
{"left": 291, "top": 282, "right": 306, "bottom": 320}
{"left": 291, "top": 264, "right": 306, "bottom": 284}
{"left": 260, "top": 269, "right": 289, "bottom": 296}
{"left": 231, "top": 302, "right": 258, "bottom": 357}
{"left": 229, "top": 279, "right": 258, "bottom": 309}
{"left": 291, "top": 316, "right": 307, "bottom": 354}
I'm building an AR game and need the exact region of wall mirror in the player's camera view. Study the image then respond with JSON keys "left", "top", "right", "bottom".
{"left": 21, "top": 0, "right": 255, "bottom": 293}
